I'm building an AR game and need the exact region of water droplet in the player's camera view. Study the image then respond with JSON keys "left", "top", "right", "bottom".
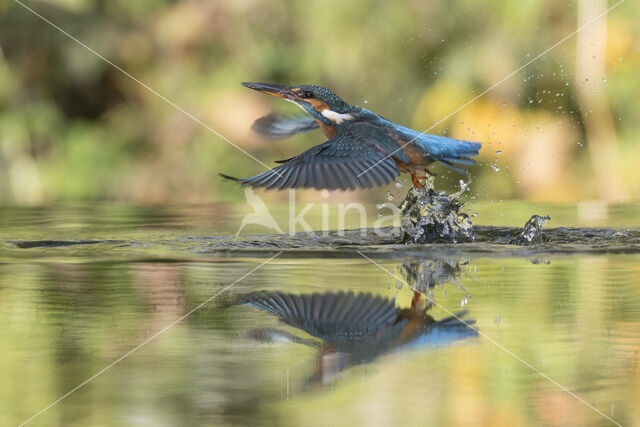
{"left": 386, "top": 191, "right": 394, "bottom": 201}
{"left": 395, "top": 179, "right": 403, "bottom": 188}
{"left": 363, "top": 99, "right": 368, "bottom": 104}
{"left": 376, "top": 202, "right": 384, "bottom": 210}
{"left": 501, "top": 102, "right": 506, "bottom": 107}
{"left": 378, "top": 212, "right": 383, "bottom": 218}
{"left": 491, "top": 164, "right": 500, "bottom": 172}
{"left": 395, "top": 280, "right": 402, "bottom": 289}
{"left": 495, "top": 150, "right": 502, "bottom": 155}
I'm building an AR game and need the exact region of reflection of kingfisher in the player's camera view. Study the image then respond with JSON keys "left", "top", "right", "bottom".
{"left": 236, "top": 290, "right": 476, "bottom": 386}
{"left": 221, "top": 83, "right": 482, "bottom": 190}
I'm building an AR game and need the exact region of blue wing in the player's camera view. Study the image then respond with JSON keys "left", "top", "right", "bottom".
{"left": 220, "top": 122, "right": 403, "bottom": 190}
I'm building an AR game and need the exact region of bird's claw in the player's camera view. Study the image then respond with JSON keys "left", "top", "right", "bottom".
{"left": 410, "top": 170, "right": 433, "bottom": 189}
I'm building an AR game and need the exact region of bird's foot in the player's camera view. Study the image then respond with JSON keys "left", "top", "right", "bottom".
{"left": 411, "top": 170, "right": 434, "bottom": 189}
{"left": 410, "top": 171, "right": 424, "bottom": 189}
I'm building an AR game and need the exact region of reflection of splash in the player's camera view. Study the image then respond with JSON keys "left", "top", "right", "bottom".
{"left": 399, "top": 257, "right": 469, "bottom": 294}
{"left": 234, "top": 289, "right": 476, "bottom": 389}
{"left": 400, "top": 176, "right": 474, "bottom": 243}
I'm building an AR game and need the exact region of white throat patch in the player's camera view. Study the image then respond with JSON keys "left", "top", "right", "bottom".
{"left": 321, "top": 109, "right": 354, "bottom": 124}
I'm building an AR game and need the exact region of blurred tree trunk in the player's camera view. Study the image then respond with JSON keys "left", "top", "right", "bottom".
{"left": 575, "top": 0, "right": 628, "bottom": 201}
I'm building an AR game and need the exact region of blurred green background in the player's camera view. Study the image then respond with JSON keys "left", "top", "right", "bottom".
{"left": 0, "top": 0, "right": 638, "bottom": 205}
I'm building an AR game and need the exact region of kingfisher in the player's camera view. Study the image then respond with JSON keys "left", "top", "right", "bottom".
{"left": 235, "top": 290, "right": 476, "bottom": 386}
{"left": 220, "top": 82, "right": 482, "bottom": 190}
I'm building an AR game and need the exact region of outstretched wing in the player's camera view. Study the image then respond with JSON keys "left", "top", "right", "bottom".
{"left": 221, "top": 122, "right": 403, "bottom": 190}
{"left": 237, "top": 291, "right": 404, "bottom": 343}
{"left": 252, "top": 113, "right": 319, "bottom": 139}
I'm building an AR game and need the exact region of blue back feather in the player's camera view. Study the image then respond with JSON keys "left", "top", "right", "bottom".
{"left": 361, "top": 110, "right": 482, "bottom": 172}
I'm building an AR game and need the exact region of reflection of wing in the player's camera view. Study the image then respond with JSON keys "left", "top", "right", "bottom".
{"left": 252, "top": 113, "right": 319, "bottom": 139}
{"left": 237, "top": 291, "right": 406, "bottom": 344}
{"left": 220, "top": 122, "right": 403, "bottom": 190}
{"left": 245, "top": 327, "right": 320, "bottom": 347}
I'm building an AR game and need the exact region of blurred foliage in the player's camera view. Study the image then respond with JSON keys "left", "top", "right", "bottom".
{"left": 0, "top": 0, "right": 639, "bottom": 204}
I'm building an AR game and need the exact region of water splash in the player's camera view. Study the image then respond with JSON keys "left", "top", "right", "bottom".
{"left": 510, "top": 214, "right": 551, "bottom": 246}
{"left": 400, "top": 176, "right": 474, "bottom": 244}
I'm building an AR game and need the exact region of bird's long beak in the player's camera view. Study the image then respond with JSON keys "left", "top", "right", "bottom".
{"left": 241, "top": 82, "right": 297, "bottom": 100}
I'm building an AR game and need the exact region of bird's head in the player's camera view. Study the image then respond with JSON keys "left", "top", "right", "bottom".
{"left": 242, "top": 82, "right": 356, "bottom": 124}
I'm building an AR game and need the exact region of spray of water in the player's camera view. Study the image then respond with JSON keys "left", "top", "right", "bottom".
{"left": 400, "top": 176, "right": 475, "bottom": 244}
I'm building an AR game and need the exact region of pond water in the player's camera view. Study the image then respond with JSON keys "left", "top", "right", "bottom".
{"left": 1, "top": 203, "right": 639, "bottom": 426}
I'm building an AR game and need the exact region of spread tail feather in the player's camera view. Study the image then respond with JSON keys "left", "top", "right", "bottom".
{"left": 438, "top": 159, "right": 468, "bottom": 174}
{"left": 416, "top": 135, "right": 481, "bottom": 173}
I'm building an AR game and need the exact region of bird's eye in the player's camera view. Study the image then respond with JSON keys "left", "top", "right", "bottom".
{"left": 302, "top": 90, "right": 314, "bottom": 99}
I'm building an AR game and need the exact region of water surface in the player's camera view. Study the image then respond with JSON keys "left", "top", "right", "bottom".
{"left": 1, "top": 203, "right": 639, "bottom": 426}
